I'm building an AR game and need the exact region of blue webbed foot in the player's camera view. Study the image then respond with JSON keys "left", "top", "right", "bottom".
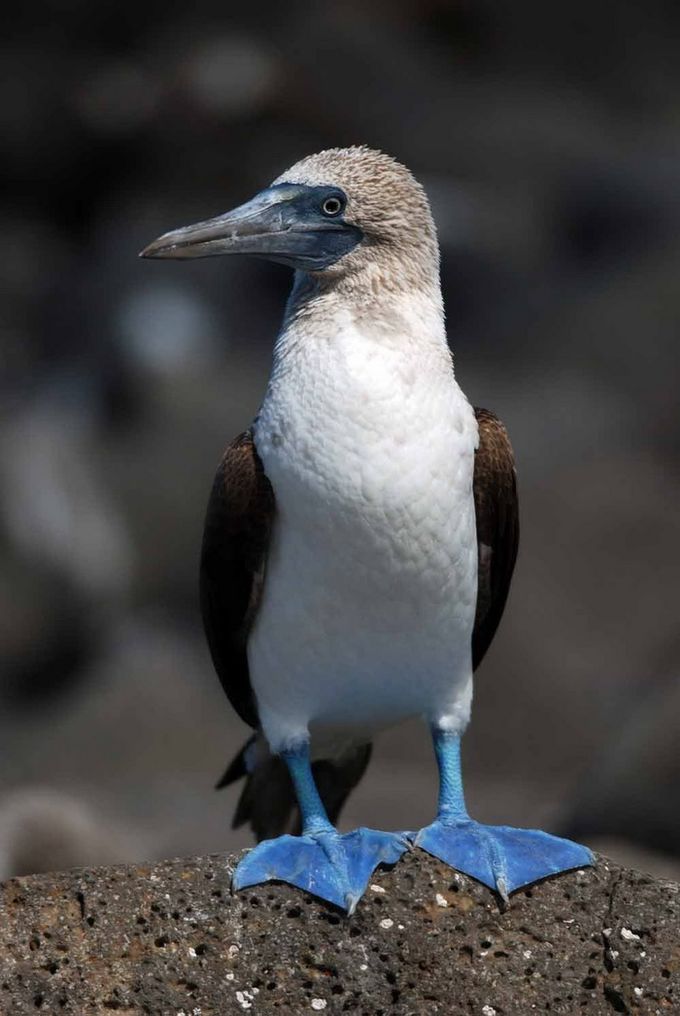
{"left": 233, "top": 827, "right": 410, "bottom": 913}
{"left": 412, "top": 818, "right": 594, "bottom": 900}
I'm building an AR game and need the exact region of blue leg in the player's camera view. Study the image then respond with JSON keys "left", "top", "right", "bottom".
{"left": 232, "top": 744, "right": 410, "bottom": 912}
{"left": 412, "top": 730, "right": 594, "bottom": 901}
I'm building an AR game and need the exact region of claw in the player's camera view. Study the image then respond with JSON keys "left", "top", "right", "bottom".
{"left": 496, "top": 875, "right": 509, "bottom": 905}
{"left": 345, "top": 892, "right": 360, "bottom": 916}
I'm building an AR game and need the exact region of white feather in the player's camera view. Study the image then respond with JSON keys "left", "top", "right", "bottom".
{"left": 249, "top": 288, "right": 479, "bottom": 753}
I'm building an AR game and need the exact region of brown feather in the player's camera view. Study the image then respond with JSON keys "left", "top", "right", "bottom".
{"left": 200, "top": 431, "right": 274, "bottom": 729}
{"left": 471, "top": 408, "right": 520, "bottom": 670}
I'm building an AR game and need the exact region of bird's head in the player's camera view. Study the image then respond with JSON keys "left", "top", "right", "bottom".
{"left": 140, "top": 147, "right": 439, "bottom": 289}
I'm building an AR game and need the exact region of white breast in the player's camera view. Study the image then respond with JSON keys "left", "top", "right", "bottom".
{"left": 248, "top": 309, "right": 479, "bottom": 753}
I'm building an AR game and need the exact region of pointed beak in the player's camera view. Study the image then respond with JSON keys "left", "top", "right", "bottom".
{"left": 139, "top": 184, "right": 362, "bottom": 271}
{"left": 140, "top": 187, "right": 298, "bottom": 260}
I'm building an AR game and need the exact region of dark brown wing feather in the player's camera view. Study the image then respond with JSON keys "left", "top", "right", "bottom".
{"left": 472, "top": 408, "right": 520, "bottom": 670}
{"left": 200, "top": 430, "right": 274, "bottom": 729}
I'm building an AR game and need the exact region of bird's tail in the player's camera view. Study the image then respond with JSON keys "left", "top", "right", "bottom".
{"left": 217, "top": 737, "right": 372, "bottom": 842}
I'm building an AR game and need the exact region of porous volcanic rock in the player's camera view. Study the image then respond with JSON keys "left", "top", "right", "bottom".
{"left": 0, "top": 849, "right": 677, "bottom": 1014}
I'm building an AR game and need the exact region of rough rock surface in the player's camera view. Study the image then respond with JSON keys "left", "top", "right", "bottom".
{"left": 0, "top": 850, "right": 677, "bottom": 1015}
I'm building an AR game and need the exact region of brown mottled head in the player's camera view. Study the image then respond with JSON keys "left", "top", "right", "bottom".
{"left": 140, "top": 146, "right": 439, "bottom": 293}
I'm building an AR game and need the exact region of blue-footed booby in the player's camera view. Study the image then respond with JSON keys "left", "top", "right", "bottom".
{"left": 141, "top": 147, "right": 593, "bottom": 912}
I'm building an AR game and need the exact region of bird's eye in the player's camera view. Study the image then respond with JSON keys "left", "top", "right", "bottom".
{"left": 321, "top": 196, "right": 343, "bottom": 217}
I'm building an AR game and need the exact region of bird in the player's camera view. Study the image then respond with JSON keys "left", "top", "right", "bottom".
{"left": 141, "top": 146, "right": 593, "bottom": 912}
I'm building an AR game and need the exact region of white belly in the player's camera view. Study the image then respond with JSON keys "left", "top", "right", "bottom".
{"left": 247, "top": 323, "right": 479, "bottom": 753}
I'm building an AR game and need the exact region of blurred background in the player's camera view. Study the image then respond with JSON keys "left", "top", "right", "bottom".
{"left": 1, "top": 0, "right": 679, "bottom": 883}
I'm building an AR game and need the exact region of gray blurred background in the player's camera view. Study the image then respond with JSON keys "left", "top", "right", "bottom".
{"left": 1, "top": 0, "right": 679, "bottom": 883}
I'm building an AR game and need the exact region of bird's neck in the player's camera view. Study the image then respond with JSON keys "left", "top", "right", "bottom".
{"left": 276, "top": 267, "right": 448, "bottom": 363}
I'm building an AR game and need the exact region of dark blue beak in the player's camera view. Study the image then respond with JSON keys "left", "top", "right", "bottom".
{"left": 139, "top": 184, "right": 362, "bottom": 271}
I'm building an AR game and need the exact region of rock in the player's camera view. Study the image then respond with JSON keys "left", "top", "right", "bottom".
{"left": 0, "top": 850, "right": 677, "bottom": 1014}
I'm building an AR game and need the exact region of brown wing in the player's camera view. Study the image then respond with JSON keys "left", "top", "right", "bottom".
{"left": 200, "top": 430, "right": 275, "bottom": 729}
{"left": 472, "top": 408, "right": 520, "bottom": 670}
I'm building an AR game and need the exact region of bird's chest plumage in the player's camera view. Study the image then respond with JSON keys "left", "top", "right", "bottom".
{"left": 248, "top": 322, "right": 479, "bottom": 749}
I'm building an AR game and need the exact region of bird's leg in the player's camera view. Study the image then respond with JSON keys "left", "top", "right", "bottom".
{"left": 232, "top": 742, "right": 409, "bottom": 913}
{"left": 411, "top": 728, "right": 594, "bottom": 902}
{"left": 285, "top": 746, "right": 335, "bottom": 835}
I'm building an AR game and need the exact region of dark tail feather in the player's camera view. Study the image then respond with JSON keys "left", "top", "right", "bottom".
{"left": 215, "top": 735, "right": 257, "bottom": 790}
{"left": 218, "top": 741, "right": 373, "bottom": 842}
